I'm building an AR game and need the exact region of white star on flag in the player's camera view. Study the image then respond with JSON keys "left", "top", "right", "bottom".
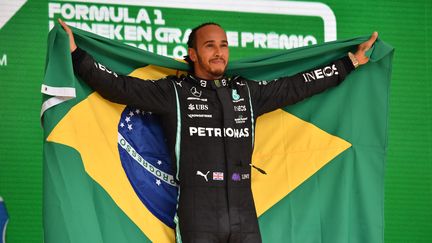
{"left": 125, "top": 117, "right": 131, "bottom": 122}
{"left": 156, "top": 179, "right": 161, "bottom": 186}
{"left": 120, "top": 123, "right": 124, "bottom": 128}
{"left": 135, "top": 109, "right": 140, "bottom": 114}
{"left": 129, "top": 111, "right": 134, "bottom": 117}
{"left": 128, "top": 124, "right": 133, "bottom": 130}
{"left": 157, "top": 160, "right": 162, "bottom": 165}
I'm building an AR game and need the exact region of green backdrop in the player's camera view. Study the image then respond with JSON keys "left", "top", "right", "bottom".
{"left": 0, "top": 0, "right": 430, "bottom": 242}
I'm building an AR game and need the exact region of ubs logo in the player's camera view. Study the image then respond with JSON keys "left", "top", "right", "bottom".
{"left": 188, "top": 104, "right": 208, "bottom": 111}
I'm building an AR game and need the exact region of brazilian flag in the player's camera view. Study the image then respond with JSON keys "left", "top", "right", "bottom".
{"left": 0, "top": 197, "right": 8, "bottom": 243}
{"left": 42, "top": 24, "right": 393, "bottom": 243}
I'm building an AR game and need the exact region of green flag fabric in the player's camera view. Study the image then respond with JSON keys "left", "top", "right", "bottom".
{"left": 42, "top": 24, "right": 393, "bottom": 243}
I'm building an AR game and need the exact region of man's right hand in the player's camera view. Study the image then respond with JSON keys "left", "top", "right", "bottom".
{"left": 58, "top": 18, "right": 77, "bottom": 53}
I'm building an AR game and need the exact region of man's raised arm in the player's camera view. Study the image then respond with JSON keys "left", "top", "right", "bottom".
{"left": 58, "top": 19, "right": 175, "bottom": 114}
{"left": 247, "top": 32, "right": 378, "bottom": 116}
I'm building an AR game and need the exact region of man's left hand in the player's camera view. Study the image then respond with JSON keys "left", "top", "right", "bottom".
{"left": 355, "top": 31, "right": 379, "bottom": 66}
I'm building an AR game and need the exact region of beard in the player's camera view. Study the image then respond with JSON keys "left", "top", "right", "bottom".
{"left": 209, "top": 65, "right": 225, "bottom": 77}
{"left": 198, "top": 57, "right": 226, "bottom": 79}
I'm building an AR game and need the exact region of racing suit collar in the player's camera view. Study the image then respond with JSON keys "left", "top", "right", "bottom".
{"left": 187, "top": 73, "right": 231, "bottom": 89}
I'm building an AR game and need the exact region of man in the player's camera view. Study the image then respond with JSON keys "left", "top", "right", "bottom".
{"left": 59, "top": 19, "right": 377, "bottom": 243}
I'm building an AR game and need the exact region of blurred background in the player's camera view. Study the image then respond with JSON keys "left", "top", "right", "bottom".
{"left": 0, "top": 0, "right": 430, "bottom": 242}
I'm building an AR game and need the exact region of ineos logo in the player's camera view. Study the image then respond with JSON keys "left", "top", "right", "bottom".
{"left": 94, "top": 62, "right": 118, "bottom": 77}
{"left": 302, "top": 64, "right": 339, "bottom": 83}
{"left": 234, "top": 105, "right": 246, "bottom": 112}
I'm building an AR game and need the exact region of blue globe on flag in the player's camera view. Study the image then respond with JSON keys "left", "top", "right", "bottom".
{"left": 117, "top": 107, "right": 178, "bottom": 228}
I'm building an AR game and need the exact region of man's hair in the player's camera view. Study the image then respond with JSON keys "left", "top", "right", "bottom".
{"left": 184, "top": 22, "right": 223, "bottom": 69}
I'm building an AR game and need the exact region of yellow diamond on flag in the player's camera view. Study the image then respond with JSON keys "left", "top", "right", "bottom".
{"left": 251, "top": 109, "right": 352, "bottom": 216}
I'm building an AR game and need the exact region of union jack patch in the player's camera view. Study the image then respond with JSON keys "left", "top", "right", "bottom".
{"left": 213, "top": 172, "right": 224, "bottom": 181}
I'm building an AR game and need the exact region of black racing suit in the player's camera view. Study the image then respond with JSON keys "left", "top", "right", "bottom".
{"left": 72, "top": 48, "right": 354, "bottom": 243}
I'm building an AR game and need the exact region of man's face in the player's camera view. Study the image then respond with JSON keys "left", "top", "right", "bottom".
{"left": 188, "top": 25, "right": 229, "bottom": 80}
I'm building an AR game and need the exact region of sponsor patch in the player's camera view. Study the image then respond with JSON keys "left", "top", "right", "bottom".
{"left": 196, "top": 170, "right": 209, "bottom": 182}
{"left": 232, "top": 173, "right": 241, "bottom": 181}
{"left": 200, "top": 80, "right": 207, "bottom": 87}
{"left": 190, "top": 86, "right": 202, "bottom": 97}
{"left": 187, "top": 114, "right": 213, "bottom": 119}
{"left": 232, "top": 89, "right": 241, "bottom": 100}
{"left": 187, "top": 97, "right": 208, "bottom": 102}
{"left": 189, "top": 127, "right": 249, "bottom": 138}
{"left": 234, "top": 105, "right": 247, "bottom": 112}
{"left": 213, "top": 172, "right": 224, "bottom": 181}
{"left": 94, "top": 62, "right": 118, "bottom": 77}
{"left": 234, "top": 116, "right": 248, "bottom": 124}
{"left": 232, "top": 98, "right": 245, "bottom": 103}
{"left": 188, "top": 103, "right": 208, "bottom": 111}
{"left": 175, "top": 80, "right": 182, "bottom": 87}
{"left": 302, "top": 64, "right": 339, "bottom": 83}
